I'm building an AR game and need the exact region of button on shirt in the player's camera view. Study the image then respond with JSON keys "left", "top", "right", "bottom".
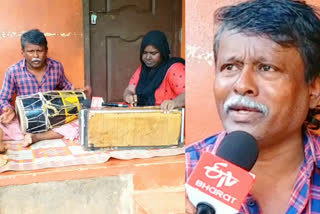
{"left": 186, "top": 130, "right": 320, "bottom": 214}
{"left": 0, "top": 58, "right": 72, "bottom": 111}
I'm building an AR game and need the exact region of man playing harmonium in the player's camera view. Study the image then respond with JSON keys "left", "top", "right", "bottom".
{"left": 0, "top": 29, "right": 87, "bottom": 153}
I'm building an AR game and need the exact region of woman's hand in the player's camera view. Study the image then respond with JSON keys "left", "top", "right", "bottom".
{"left": 123, "top": 85, "right": 137, "bottom": 106}
{"left": 160, "top": 100, "right": 176, "bottom": 113}
{"left": 160, "top": 92, "right": 185, "bottom": 113}
{"left": 124, "top": 94, "right": 138, "bottom": 106}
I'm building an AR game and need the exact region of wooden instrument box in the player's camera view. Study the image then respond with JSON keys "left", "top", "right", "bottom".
{"left": 79, "top": 108, "right": 184, "bottom": 150}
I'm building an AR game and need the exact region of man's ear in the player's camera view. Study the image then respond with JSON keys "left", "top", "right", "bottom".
{"left": 309, "top": 77, "right": 320, "bottom": 109}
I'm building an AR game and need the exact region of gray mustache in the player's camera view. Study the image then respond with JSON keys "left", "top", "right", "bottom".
{"left": 223, "top": 95, "right": 269, "bottom": 116}
{"left": 32, "top": 58, "right": 41, "bottom": 62}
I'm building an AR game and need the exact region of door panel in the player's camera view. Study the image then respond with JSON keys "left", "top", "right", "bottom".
{"left": 106, "top": 0, "right": 152, "bottom": 12}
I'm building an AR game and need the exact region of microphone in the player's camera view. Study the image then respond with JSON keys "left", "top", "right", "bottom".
{"left": 186, "top": 131, "right": 259, "bottom": 214}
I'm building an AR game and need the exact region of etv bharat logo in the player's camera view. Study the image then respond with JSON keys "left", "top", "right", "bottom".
{"left": 204, "top": 162, "right": 239, "bottom": 188}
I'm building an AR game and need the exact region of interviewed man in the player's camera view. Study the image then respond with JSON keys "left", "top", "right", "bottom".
{"left": 186, "top": 0, "right": 320, "bottom": 213}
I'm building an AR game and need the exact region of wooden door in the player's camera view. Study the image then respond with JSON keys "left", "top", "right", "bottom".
{"left": 83, "top": 0, "right": 182, "bottom": 102}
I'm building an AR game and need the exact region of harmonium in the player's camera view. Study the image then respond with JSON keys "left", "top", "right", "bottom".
{"left": 79, "top": 107, "right": 184, "bottom": 150}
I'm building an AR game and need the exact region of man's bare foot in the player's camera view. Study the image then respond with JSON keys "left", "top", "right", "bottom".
{"left": 22, "top": 131, "right": 63, "bottom": 148}
{"left": 0, "top": 143, "right": 7, "bottom": 153}
{"left": 22, "top": 133, "right": 35, "bottom": 147}
{"left": 0, "top": 154, "right": 8, "bottom": 167}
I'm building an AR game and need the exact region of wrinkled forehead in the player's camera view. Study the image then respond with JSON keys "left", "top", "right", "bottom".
{"left": 216, "top": 30, "right": 301, "bottom": 65}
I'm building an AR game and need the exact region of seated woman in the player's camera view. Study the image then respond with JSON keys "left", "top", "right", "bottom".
{"left": 123, "top": 30, "right": 185, "bottom": 112}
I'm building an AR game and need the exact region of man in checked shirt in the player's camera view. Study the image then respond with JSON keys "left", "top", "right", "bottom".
{"left": 0, "top": 29, "right": 88, "bottom": 153}
{"left": 186, "top": 0, "right": 320, "bottom": 213}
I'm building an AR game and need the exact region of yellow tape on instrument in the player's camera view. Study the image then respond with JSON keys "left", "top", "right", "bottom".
{"left": 59, "top": 91, "right": 80, "bottom": 123}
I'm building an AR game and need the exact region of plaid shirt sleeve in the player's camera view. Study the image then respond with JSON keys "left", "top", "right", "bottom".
{"left": 0, "top": 67, "right": 16, "bottom": 111}
{"left": 185, "top": 143, "right": 201, "bottom": 181}
{"left": 185, "top": 135, "right": 219, "bottom": 181}
{"left": 57, "top": 63, "right": 72, "bottom": 90}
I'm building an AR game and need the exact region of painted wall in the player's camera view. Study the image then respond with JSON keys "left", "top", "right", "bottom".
{"left": 185, "top": 0, "right": 320, "bottom": 144}
{"left": 0, "top": 0, "right": 84, "bottom": 88}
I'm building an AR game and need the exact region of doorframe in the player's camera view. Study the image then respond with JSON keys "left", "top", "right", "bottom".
{"left": 82, "top": 0, "right": 91, "bottom": 86}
